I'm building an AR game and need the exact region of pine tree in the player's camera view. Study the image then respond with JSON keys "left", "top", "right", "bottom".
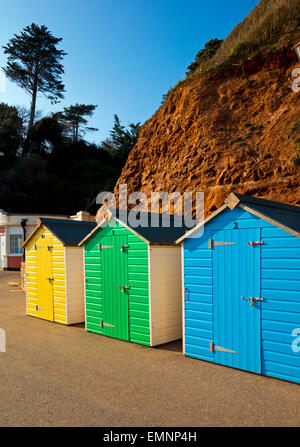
{"left": 57, "top": 104, "right": 98, "bottom": 143}
{"left": 110, "top": 114, "right": 140, "bottom": 157}
{"left": 2, "top": 23, "right": 66, "bottom": 136}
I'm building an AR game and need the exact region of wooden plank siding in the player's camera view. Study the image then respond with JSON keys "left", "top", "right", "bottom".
{"left": 25, "top": 226, "right": 67, "bottom": 324}
{"left": 260, "top": 226, "right": 300, "bottom": 383}
{"left": 65, "top": 247, "right": 85, "bottom": 324}
{"left": 183, "top": 230, "right": 214, "bottom": 361}
{"left": 149, "top": 245, "right": 182, "bottom": 346}
{"left": 183, "top": 206, "right": 300, "bottom": 383}
{"left": 84, "top": 221, "right": 150, "bottom": 345}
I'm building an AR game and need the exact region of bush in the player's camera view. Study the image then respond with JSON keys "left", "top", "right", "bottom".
{"left": 186, "top": 39, "right": 223, "bottom": 75}
{"left": 229, "top": 41, "right": 249, "bottom": 61}
{"left": 164, "top": 0, "right": 300, "bottom": 98}
{"left": 188, "top": 0, "right": 300, "bottom": 79}
{"left": 207, "top": 0, "right": 300, "bottom": 69}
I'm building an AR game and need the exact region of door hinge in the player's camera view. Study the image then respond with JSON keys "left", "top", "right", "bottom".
{"left": 36, "top": 305, "right": 45, "bottom": 311}
{"left": 210, "top": 342, "right": 237, "bottom": 354}
{"left": 208, "top": 239, "right": 237, "bottom": 249}
{"left": 34, "top": 245, "right": 43, "bottom": 250}
{"left": 98, "top": 244, "right": 114, "bottom": 251}
{"left": 248, "top": 240, "right": 263, "bottom": 246}
{"left": 100, "top": 320, "right": 116, "bottom": 328}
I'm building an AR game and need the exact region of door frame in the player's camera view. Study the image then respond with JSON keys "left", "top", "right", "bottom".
{"left": 101, "top": 234, "right": 129, "bottom": 341}
{"left": 36, "top": 234, "right": 54, "bottom": 322}
{"left": 212, "top": 227, "right": 262, "bottom": 374}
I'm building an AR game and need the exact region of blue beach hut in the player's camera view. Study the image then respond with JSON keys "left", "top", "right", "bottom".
{"left": 177, "top": 193, "right": 300, "bottom": 384}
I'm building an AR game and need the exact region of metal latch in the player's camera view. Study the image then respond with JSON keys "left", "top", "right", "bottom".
{"left": 249, "top": 296, "right": 263, "bottom": 306}
{"left": 100, "top": 320, "right": 116, "bottom": 328}
{"left": 118, "top": 285, "right": 130, "bottom": 293}
{"left": 208, "top": 239, "right": 236, "bottom": 249}
{"left": 47, "top": 277, "right": 54, "bottom": 282}
{"left": 248, "top": 241, "right": 263, "bottom": 246}
{"left": 120, "top": 245, "right": 129, "bottom": 252}
{"left": 98, "top": 244, "right": 114, "bottom": 251}
{"left": 210, "top": 342, "right": 237, "bottom": 354}
{"left": 47, "top": 246, "right": 53, "bottom": 251}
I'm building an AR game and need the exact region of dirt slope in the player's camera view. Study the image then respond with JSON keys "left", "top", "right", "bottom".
{"left": 99, "top": 36, "right": 300, "bottom": 218}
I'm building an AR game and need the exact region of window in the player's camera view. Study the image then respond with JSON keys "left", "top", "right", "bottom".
{"left": 10, "top": 234, "right": 23, "bottom": 254}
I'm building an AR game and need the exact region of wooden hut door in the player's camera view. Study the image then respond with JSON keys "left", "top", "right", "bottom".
{"left": 101, "top": 235, "right": 129, "bottom": 341}
{"left": 36, "top": 234, "right": 54, "bottom": 321}
{"left": 212, "top": 228, "right": 261, "bottom": 374}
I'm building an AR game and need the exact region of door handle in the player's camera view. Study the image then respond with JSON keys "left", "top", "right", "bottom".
{"left": 248, "top": 296, "right": 263, "bottom": 306}
{"left": 248, "top": 241, "right": 264, "bottom": 247}
{"left": 47, "top": 278, "right": 54, "bottom": 281}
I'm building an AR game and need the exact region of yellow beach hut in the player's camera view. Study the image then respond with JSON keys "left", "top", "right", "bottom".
{"left": 22, "top": 217, "right": 96, "bottom": 325}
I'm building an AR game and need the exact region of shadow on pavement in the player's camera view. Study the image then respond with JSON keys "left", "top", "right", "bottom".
{"left": 155, "top": 339, "right": 182, "bottom": 353}
{"left": 71, "top": 323, "right": 85, "bottom": 329}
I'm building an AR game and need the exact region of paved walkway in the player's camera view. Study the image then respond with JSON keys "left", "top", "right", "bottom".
{"left": 0, "top": 271, "right": 299, "bottom": 426}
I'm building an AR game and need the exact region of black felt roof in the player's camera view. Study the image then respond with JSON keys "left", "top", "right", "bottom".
{"left": 39, "top": 218, "right": 97, "bottom": 246}
{"left": 112, "top": 210, "right": 194, "bottom": 243}
{"left": 80, "top": 210, "right": 196, "bottom": 245}
{"left": 232, "top": 193, "right": 300, "bottom": 237}
{"left": 177, "top": 193, "right": 300, "bottom": 243}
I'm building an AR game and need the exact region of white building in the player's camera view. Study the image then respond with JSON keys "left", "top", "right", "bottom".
{"left": 0, "top": 210, "right": 94, "bottom": 270}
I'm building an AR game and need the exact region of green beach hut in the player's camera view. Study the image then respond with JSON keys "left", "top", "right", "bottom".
{"left": 79, "top": 211, "right": 188, "bottom": 346}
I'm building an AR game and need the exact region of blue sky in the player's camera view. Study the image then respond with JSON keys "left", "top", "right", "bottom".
{"left": 0, "top": 0, "right": 259, "bottom": 143}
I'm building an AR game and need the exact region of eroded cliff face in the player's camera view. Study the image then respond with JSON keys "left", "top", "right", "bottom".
{"left": 99, "top": 37, "right": 300, "bottom": 219}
